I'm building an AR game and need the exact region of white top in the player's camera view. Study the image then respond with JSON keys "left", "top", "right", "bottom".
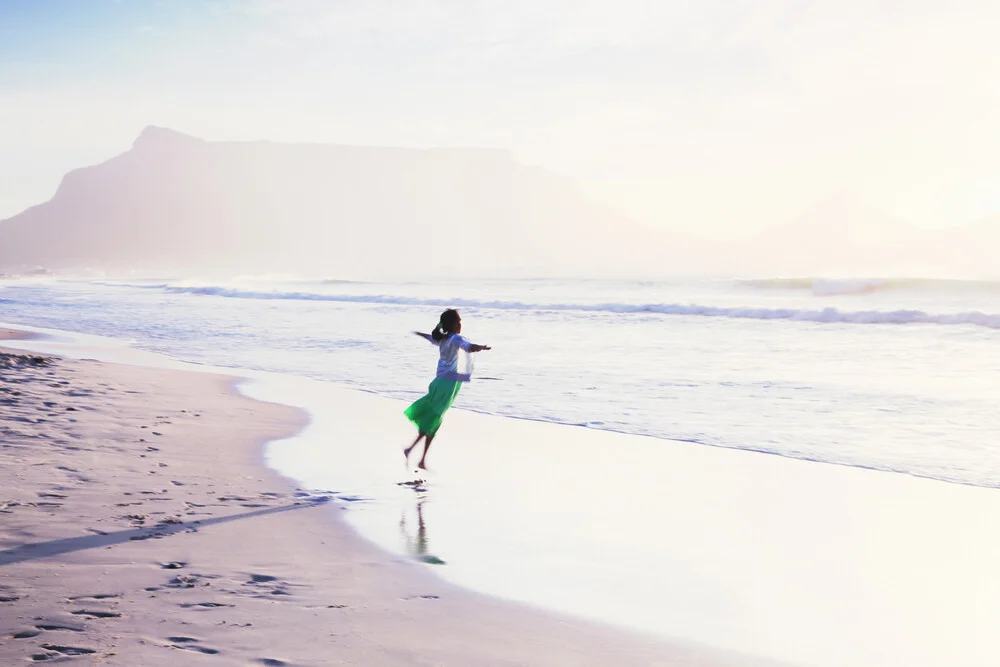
{"left": 433, "top": 333, "right": 472, "bottom": 379}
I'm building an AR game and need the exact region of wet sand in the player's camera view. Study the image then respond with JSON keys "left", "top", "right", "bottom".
{"left": 0, "top": 328, "right": 39, "bottom": 341}
{"left": 0, "top": 341, "right": 773, "bottom": 666}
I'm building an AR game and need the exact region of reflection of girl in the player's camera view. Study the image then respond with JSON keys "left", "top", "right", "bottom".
{"left": 399, "top": 493, "right": 446, "bottom": 565}
{"left": 404, "top": 309, "right": 491, "bottom": 470}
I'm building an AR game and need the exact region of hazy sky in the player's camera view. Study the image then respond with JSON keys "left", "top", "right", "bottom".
{"left": 3, "top": 0, "right": 1000, "bottom": 237}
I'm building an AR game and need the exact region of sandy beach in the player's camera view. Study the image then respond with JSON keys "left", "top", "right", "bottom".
{"left": 0, "top": 332, "right": 770, "bottom": 666}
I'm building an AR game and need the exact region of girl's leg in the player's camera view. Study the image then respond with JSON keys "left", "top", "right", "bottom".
{"left": 404, "top": 433, "right": 425, "bottom": 461}
{"left": 417, "top": 433, "right": 435, "bottom": 470}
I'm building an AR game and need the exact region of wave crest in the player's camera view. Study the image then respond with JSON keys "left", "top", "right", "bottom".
{"left": 121, "top": 284, "right": 1000, "bottom": 330}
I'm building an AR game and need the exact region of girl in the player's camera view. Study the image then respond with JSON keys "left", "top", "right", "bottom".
{"left": 404, "top": 308, "right": 491, "bottom": 470}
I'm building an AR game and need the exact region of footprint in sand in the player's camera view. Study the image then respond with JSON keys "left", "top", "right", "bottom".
{"left": 176, "top": 645, "right": 220, "bottom": 654}
{"left": 38, "top": 644, "right": 97, "bottom": 656}
{"left": 11, "top": 628, "right": 42, "bottom": 639}
{"left": 71, "top": 609, "right": 122, "bottom": 619}
{"left": 34, "top": 620, "right": 85, "bottom": 632}
{"left": 242, "top": 574, "right": 294, "bottom": 598}
{"left": 167, "top": 574, "right": 206, "bottom": 588}
{"left": 165, "top": 637, "right": 220, "bottom": 654}
{"left": 68, "top": 593, "right": 121, "bottom": 601}
{"left": 254, "top": 660, "right": 288, "bottom": 666}
{"left": 179, "top": 602, "right": 234, "bottom": 609}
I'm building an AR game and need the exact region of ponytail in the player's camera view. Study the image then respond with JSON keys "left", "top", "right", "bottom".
{"left": 432, "top": 308, "right": 461, "bottom": 341}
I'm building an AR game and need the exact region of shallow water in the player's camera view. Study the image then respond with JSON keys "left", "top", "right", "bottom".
{"left": 4, "top": 275, "right": 1000, "bottom": 665}
{"left": 3, "top": 275, "right": 1000, "bottom": 487}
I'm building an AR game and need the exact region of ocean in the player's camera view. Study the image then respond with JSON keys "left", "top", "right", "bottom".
{"left": 3, "top": 274, "right": 1000, "bottom": 666}
{"left": 4, "top": 275, "right": 1000, "bottom": 487}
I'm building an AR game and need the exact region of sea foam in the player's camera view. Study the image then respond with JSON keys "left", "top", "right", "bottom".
{"left": 107, "top": 283, "right": 1000, "bottom": 330}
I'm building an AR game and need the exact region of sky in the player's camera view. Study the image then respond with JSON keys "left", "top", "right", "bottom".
{"left": 2, "top": 0, "right": 1000, "bottom": 237}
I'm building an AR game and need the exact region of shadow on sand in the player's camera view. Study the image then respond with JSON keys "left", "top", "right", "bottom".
{"left": 0, "top": 497, "right": 333, "bottom": 566}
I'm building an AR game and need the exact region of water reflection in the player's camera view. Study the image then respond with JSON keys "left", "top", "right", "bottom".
{"left": 398, "top": 482, "right": 446, "bottom": 565}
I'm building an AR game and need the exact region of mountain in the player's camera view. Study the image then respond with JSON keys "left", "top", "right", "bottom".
{"left": 0, "top": 127, "right": 695, "bottom": 279}
{"left": 723, "top": 194, "right": 945, "bottom": 277}
{"left": 5, "top": 129, "right": 993, "bottom": 279}
{"left": 931, "top": 213, "right": 1000, "bottom": 277}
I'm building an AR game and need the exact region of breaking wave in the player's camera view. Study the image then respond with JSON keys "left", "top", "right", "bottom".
{"left": 104, "top": 283, "right": 1000, "bottom": 330}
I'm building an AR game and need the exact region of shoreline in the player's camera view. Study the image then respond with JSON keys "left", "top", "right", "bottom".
{"left": 7, "top": 321, "right": 1000, "bottom": 665}
{"left": 0, "top": 328, "right": 40, "bottom": 341}
{"left": 0, "top": 335, "right": 768, "bottom": 666}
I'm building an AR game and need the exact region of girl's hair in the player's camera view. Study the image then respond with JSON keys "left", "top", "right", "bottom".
{"left": 431, "top": 309, "right": 460, "bottom": 342}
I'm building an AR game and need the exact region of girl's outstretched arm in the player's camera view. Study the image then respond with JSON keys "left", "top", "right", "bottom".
{"left": 468, "top": 343, "right": 492, "bottom": 352}
{"left": 413, "top": 331, "right": 435, "bottom": 343}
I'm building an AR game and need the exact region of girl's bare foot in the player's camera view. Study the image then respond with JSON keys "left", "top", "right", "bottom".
{"left": 404, "top": 434, "right": 424, "bottom": 463}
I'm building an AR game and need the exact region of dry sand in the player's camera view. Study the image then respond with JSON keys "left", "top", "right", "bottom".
{"left": 0, "top": 339, "right": 773, "bottom": 666}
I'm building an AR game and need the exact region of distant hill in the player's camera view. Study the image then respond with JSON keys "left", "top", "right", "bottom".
{"left": 927, "top": 213, "right": 1000, "bottom": 277}
{"left": 722, "top": 194, "right": 996, "bottom": 278}
{"left": 0, "top": 127, "right": 694, "bottom": 279}
{"left": 2, "top": 129, "right": 996, "bottom": 279}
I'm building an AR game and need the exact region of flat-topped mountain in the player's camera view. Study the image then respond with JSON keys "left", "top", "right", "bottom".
{"left": 3, "top": 128, "right": 996, "bottom": 279}
{"left": 0, "top": 127, "right": 689, "bottom": 278}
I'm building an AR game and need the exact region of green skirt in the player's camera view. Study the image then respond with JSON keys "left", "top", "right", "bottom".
{"left": 404, "top": 376, "right": 462, "bottom": 437}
